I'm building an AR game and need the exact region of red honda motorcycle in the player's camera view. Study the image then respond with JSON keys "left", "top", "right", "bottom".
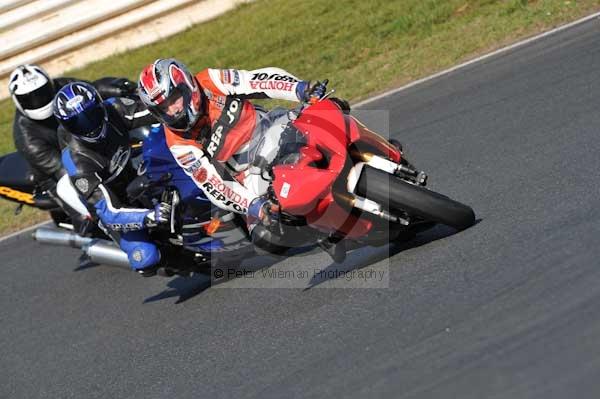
{"left": 253, "top": 91, "right": 475, "bottom": 260}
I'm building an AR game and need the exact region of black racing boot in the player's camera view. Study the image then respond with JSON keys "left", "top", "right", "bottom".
{"left": 136, "top": 251, "right": 166, "bottom": 277}
{"left": 137, "top": 265, "right": 159, "bottom": 277}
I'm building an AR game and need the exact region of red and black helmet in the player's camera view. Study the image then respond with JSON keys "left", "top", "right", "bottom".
{"left": 138, "top": 58, "right": 202, "bottom": 132}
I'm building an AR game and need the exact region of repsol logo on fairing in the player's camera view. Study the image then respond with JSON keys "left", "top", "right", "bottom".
{"left": 201, "top": 176, "right": 248, "bottom": 213}
{"left": 0, "top": 186, "right": 34, "bottom": 204}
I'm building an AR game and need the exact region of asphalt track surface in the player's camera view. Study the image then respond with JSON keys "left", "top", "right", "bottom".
{"left": 2, "top": 19, "right": 600, "bottom": 399}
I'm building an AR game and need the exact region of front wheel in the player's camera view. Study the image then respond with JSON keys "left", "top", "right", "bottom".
{"left": 356, "top": 166, "right": 475, "bottom": 231}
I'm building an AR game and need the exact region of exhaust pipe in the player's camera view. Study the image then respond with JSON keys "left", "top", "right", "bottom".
{"left": 33, "top": 228, "right": 131, "bottom": 268}
{"left": 83, "top": 241, "right": 130, "bottom": 268}
{"left": 32, "top": 227, "right": 92, "bottom": 248}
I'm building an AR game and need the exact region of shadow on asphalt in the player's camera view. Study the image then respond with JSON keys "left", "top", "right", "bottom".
{"left": 140, "top": 219, "right": 481, "bottom": 303}
{"left": 73, "top": 257, "right": 128, "bottom": 273}
{"left": 304, "top": 220, "right": 482, "bottom": 289}
{"left": 144, "top": 274, "right": 212, "bottom": 304}
{"left": 141, "top": 249, "right": 314, "bottom": 304}
{"left": 141, "top": 254, "right": 290, "bottom": 304}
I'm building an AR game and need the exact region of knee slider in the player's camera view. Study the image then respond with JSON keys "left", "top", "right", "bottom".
{"left": 120, "top": 239, "right": 160, "bottom": 270}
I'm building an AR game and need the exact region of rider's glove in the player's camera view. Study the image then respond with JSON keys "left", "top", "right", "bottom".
{"left": 296, "top": 80, "right": 328, "bottom": 104}
{"left": 118, "top": 78, "right": 137, "bottom": 96}
{"left": 144, "top": 202, "right": 171, "bottom": 228}
{"left": 248, "top": 197, "right": 279, "bottom": 227}
{"left": 94, "top": 77, "right": 137, "bottom": 98}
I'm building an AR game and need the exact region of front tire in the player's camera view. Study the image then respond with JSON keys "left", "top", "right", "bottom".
{"left": 356, "top": 166, "right": 475, "bottom": 231}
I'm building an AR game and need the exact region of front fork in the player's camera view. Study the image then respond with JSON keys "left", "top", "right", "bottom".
{"left": 350, "top": 149, "right": 428, "bottom": 186}
{"left": 343, "top": 151, "right": 428, "bottom": 224}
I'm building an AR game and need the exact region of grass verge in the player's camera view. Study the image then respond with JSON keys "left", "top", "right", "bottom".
{"left": 0, "top": 0, "right": 598, "bottom": 235}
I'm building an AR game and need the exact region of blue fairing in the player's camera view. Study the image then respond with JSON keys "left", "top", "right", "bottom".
{"left": 143, "top": 125, "right": 223, "bottom": 251}
{"left": 143, "top": 125, "right": 210, "bottom": 205}
{"left": 197, "top": 239, "right": 225, "bottom": 252}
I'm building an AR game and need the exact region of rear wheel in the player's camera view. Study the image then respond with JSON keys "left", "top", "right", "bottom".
{"left": 356, "top": 166, "right": 475, "bottom": 231}
{"left": 50, "top": 209, "right": 69, "bottom": 226}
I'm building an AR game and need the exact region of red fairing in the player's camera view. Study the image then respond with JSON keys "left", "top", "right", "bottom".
{"left": 272, "top": 166, "right": 338, "bottom": 215}
{"left": 272, "top": 100, "right": 349, "bottom": 214}
{"left": 296, "top": 100, "right": 349, "bottom": 171}
{"left": 306, "top": 198, "right": 372, "bottom": 239}
{"left": 348, "top": 116, "right": 401, "bottom": 163}
{"left": 271, "top": 100, "right": 374, "bottom": 238}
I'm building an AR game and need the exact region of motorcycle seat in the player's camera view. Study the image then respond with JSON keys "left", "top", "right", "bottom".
{"left": 0, "top": 152, "right": 35, "bottom": 192}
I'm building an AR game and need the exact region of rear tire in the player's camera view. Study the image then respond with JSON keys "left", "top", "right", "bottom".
{"left": 50, "top": 210, "right": 69, "bottom": 226}
{"left": 356, "top": 166, "right": 475, "bottom": 231}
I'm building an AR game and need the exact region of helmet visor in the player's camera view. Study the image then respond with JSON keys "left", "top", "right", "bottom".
{"left": 62, "top": 104, "right": 107, "bottom": 141}
{"left": 152, "top": 86, "right": 192, "bottom": 130}
{"left": 15, "top": 82, "right": 54, "bottom": 110}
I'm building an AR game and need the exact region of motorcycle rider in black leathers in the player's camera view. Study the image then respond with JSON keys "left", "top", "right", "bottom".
{"left": 8, "top": 64, "right": 136, "bottom": 225}
{"left": 54, "top": 81, "right": 170, "bottom": 276}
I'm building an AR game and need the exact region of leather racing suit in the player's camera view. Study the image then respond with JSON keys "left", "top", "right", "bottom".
{"left": 13, "top": 77, "right": 136, "bottom": 185}
{"left": 165, "top": 67, "right": 308, "bottom": 221}
{"left": 60, "top": 96, "right": 161, "bottom": 271}
{"left": 13, "top": 77, "right": 136, "bottom": 220}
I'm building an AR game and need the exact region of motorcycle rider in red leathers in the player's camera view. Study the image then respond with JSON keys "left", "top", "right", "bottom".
{"left": 137, "top": 58, "right": 339, "bottom": 257}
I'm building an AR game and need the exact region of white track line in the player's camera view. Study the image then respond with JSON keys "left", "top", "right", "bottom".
{"left": 3, "top": 11, "right": 600, "bottom": 241}
{"left": 354, "top": 10, "right": 600, "bottom": 108}
{"left": 0, "top": 220, "right": 50, "bottom": 243}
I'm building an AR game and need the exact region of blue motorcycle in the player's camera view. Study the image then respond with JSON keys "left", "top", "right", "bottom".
{"left": 4, "top": 125, "right": 255, "bottom": 276}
